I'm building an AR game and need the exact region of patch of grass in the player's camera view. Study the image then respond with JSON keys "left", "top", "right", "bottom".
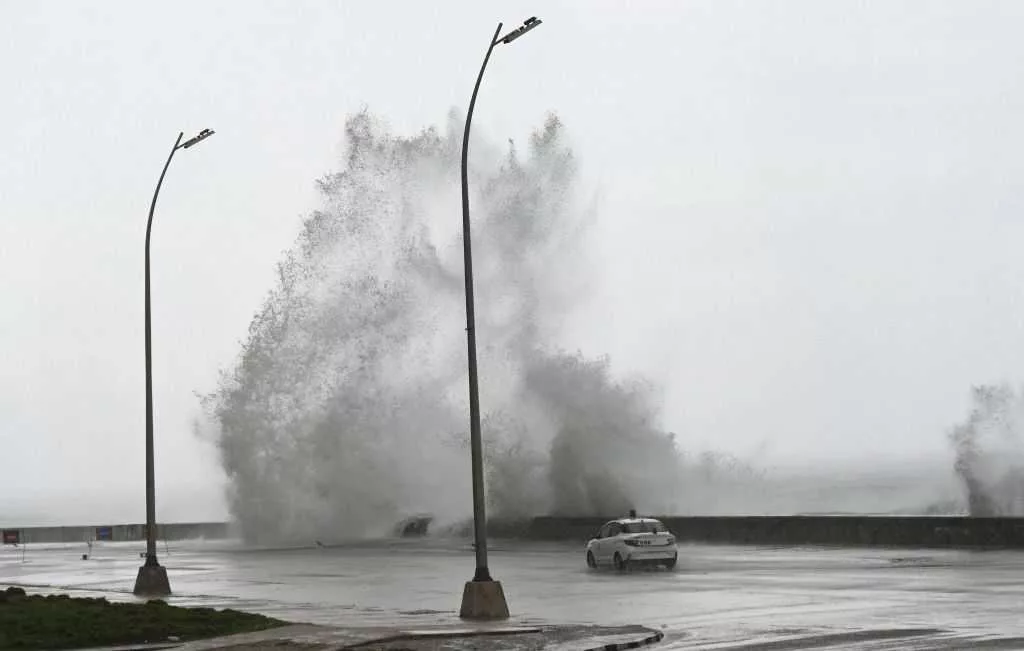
{"left": 0, "top": 586, "right": 288, "bottom": 649}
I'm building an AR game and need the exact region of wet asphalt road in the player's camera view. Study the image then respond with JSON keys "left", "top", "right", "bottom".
{"left": 3, "top": 538, "right": 1024, "bottom": 649}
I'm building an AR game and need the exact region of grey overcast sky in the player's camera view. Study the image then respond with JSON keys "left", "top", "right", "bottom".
{"left": 3, "top": 1, "right": 1024, "bottom": 524}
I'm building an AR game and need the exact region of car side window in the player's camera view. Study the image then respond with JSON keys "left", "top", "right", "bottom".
{"left": 597, "top": 524, "right": 611, "bottom": 539}
{"left": 608, "top": 523, "right": 622, "bottom": 537}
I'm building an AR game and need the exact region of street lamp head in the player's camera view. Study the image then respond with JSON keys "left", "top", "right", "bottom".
{"left": 181, "top": 128, "right": 215, "bottom": 149}
{"left": 499, "top": 17, "right": 542, "bottom": 45}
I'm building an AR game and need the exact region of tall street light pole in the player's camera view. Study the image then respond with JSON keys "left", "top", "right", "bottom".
{"left": 458, "top": 17, "right": 542, "bottom": 620}
{"left": 133, "top": 128, "right": 215, "bottom": 597}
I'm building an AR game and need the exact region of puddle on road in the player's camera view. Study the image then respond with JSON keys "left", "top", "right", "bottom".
{"left": 884, "top": 556, "right": 950, "bottom": 568}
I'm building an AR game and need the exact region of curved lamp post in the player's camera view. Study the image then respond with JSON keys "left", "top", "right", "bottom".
{"left": 133, "top": 128, "right": 215, "bottom": 597}
{"left": 458, "top": 17, "right": 542, "bottom": 620}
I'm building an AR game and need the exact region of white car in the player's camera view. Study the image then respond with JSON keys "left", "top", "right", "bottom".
{"left": 586, "top": 517, "right": 678, "bottom": 570}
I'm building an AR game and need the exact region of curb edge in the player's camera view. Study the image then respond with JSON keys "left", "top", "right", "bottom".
{"left": 584, "top": 629, "right": 665, "bottom": 651}
{"left": 341, "top": 627, "right": 665, "bottom": 651}
{"left": 343, "top": 627, "right": 543, "bottom": 648}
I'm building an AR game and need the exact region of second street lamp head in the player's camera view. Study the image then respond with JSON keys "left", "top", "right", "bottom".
{"left": 499, "top": 17, "right": 542, "bottom": 45}
{"left": 180, "top": 128, "right": 215, "bottom": 150}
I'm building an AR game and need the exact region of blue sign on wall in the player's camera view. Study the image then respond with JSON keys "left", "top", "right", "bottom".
{"left": 95, "top": 526, "right": 112, "bottom": 541}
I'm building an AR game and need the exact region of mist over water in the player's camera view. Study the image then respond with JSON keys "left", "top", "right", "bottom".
{"left": 200, "top": 111, "right": 698, "bottom": 543}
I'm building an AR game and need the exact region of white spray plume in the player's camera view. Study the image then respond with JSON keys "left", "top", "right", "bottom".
{"left": 950, "top": 384, "right": 1024, "bottom": 515}
{"left": 198, "top": 110, "right": 695, "bottom": 543}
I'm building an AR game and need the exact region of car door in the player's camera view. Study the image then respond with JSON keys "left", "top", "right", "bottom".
{"left": 602, "top": 522, "right": 622, "bottom": 562}
{"left": 594, "top": 523, "right": 612, "bottom": 563}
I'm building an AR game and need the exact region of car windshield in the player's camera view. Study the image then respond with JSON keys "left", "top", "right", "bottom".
{"left": 622, "top": 520, "right": 667, "bottom": 534}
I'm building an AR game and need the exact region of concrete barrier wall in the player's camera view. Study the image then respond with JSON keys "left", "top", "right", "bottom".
{"left": 11, "top": 516, "right": 1024, "bottom": 548}
{"left": 525, "top": 516, "right": 1024, "bottom": 548}
{"left": 3, "top": 522, "right": 232, "bottom": 545}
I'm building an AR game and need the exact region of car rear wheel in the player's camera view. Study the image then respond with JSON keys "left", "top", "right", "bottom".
{"left": 663, "top": 555, "right": 677, "bottom": 570}
{"left": 586, "top": 551, "right": 597, "bottom": 569}
{"left": 613, "top": 552, "right": 627, "bottom": 571}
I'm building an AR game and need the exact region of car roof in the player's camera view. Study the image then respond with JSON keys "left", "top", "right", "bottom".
{"left": 606, "top": 517, "right": 663, "bottom": 525}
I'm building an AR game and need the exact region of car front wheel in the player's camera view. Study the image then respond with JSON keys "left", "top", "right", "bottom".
{"left": 586, "top": 551, "right": 597, "bottom": 569}
{"left": 663, "top": 555, "right": 677, "bottom": 570}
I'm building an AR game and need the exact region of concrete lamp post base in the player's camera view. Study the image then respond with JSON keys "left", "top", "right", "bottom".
{"left": 133, "top": 564, "right": 171, "bottom": 597}
{"left": 459, "top": 580, "right": 510, "bottom": 619}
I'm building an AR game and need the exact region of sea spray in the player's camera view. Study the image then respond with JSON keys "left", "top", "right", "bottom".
{"left": 197, "top": 108, "right": 970, "bottom": 541}
{"left": 950, "top": 384, "right": 1024, "bottom": 515}
{"left": 198, "top": 110, "right": 697, "bottom": 543}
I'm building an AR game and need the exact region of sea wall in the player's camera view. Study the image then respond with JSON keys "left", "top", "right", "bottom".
{"left": 9, "top": 516, "right": 1024, "bottom": 548}
{"left": 525, "top": 516, "right": 1024, "bottom": 548}
{"left": 1, "top": 522, "right": 232, "bottom": 545}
